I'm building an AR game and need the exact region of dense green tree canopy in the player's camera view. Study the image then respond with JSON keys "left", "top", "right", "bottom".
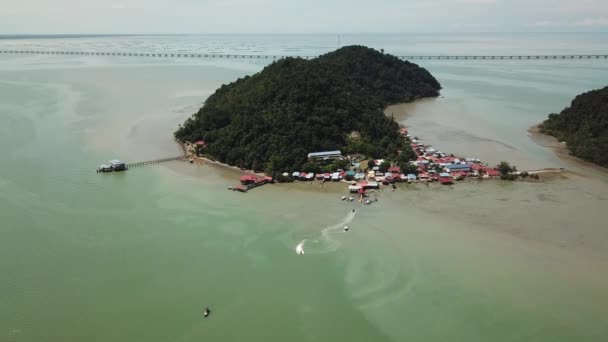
{"left": 539, "top": 86, "right": 608, "bottom": 167}
{"left": 175, "top": 45, "right": 441, "bottom": 172}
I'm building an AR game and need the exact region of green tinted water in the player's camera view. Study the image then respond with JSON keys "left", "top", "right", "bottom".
{"left": 1, "top": 48, "right": 607, "bottom": 342}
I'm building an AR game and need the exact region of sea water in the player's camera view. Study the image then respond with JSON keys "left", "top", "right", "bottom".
{"left": 1, "top": 33, "right": 607, "bottom": 342}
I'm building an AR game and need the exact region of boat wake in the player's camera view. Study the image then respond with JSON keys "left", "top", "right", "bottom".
{"left": 295, "top": 210, "right": 357, "bottom": 255}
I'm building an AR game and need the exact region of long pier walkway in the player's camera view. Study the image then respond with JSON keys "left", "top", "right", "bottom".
{"left": 126, "top": 156, "right": 185, "bottom": 168}
{"left": 2, "top": 49, "right": 608, "bottom": 61}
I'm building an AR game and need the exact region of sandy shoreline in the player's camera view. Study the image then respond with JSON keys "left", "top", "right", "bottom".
{"left": 177, "top": 106, "right": 571, "bottom": 190}
{"left": 180, "top": 141, "right": 353, "bottom": 193}
{"left": 527, "top": 125, "right": 608, "bottom": 177}
{"left": 182, "top": 141, "right": 267, "bottom": 178}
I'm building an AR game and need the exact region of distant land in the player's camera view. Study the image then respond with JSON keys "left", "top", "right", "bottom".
{"left": 539, "top": 86, "right": 608, "bottom": 168}
{"left": 174, "top": 45, "right": 441, "bottom": 174}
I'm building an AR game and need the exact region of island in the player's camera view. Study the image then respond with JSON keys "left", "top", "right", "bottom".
{"left": 538, "top": 86, "right": 608, "bottom": 168}
{"left": 174, "top": 46, "right": 441, "bottom": 177}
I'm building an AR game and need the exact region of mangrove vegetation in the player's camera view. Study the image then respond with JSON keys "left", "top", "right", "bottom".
{"left": 174, "top": 46, "right": 441, "bottom": 172}
{"left": 539, "top": 86, "right": 608, "bottom": 167}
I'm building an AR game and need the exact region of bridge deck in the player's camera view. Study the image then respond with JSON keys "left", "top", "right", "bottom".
{"left": 2, "top": 50, "right": 607, "bottom": 61}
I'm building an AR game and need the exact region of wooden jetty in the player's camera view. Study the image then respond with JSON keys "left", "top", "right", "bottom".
{"left": 230, "top": 175, "right": 274, "bottom": 192}
{"left": 97, "top": 156, "right": 185, "bottom": 172}
{"left": 126, "top": 156, "right": 185, "bottom": 168}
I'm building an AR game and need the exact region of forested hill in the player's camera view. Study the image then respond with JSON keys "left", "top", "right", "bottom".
{"left": 174, "top": 45, "right": 441, "bottom": 172}
{"left": 539, "top": 86, "right": 608, "bottom": 167}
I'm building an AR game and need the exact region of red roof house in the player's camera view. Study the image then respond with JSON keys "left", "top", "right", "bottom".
{"left": 240, "top": 175, "right": 257, "bottom": 184}
{"left": 470, "top": 163, "right": 484, "bottom": 171}
{"left": 486, "top": 169, "right": 501, "bottom": 177}
{"left": 439, "top": 176, "right": 454, "bottom": 185}
{"left": 388, "top": 166, "right": 401, "bottom": 173}
{"left": 451, "top": 171, "right": 468, "bottom": 179}
{"left": 418, "top": 172, "right": 430, "bottom": 179}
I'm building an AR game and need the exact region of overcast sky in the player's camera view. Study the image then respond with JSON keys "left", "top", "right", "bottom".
{"left": 1, "top": 0, "right": 607, "bottom": 34}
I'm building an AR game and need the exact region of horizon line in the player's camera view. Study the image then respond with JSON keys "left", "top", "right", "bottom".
{"left": 1, "top": 31, "right": 608, "bottom": 37}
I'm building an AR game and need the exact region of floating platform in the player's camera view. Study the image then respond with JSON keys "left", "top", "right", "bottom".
{"left": 230, "top": 176, "right": 274, "bottom": 193}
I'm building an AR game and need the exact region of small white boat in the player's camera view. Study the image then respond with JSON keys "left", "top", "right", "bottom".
{"left": 296, "top": 242, "right": 305, "bottom": 255}
{"left": 341, "top": 196, "right": 347, "bottom": 200}
{"left": 343, "top": 226, "right": 349, "bottom": 231}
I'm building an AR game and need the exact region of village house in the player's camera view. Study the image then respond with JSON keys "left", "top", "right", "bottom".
{"left": 240, "top": 175, "right": 257, "bottom": 185}
{"left": 349, "top": 185, "right": 362, "bottom": 193}
{"left": 388, "top": 166, "right": 401, "bottom": 174}
{"left": 446, "top": 163, "right": 472, "bottom": 172}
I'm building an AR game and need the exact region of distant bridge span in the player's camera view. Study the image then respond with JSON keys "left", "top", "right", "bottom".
{"left": 1, "top": 49, "right": 607, "bottom": 61}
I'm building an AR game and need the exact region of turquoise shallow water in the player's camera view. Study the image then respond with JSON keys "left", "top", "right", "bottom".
{"left": 1, "top": 34, "right": 607, "bottom": 341}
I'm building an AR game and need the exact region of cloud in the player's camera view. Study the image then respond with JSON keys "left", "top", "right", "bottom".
{"left": 3, "top": 0, "right": 608, "bottom": 34}
{"left": 533, "top": 20, "right": 555, "bottom": 27}
{"left": 575, "top": 17, "right": 608, "bottom": 26}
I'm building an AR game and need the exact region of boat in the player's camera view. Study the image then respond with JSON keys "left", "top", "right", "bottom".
{"left": 296, "top": 243, "right": 305, "bottom": 255}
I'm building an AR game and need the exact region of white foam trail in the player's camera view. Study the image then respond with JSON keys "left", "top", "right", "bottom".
{"left": 321, "top": 210, "right": 356, "bottom": 241}
{"left": 296, "top": 210, "right": 357, "bottom": 255}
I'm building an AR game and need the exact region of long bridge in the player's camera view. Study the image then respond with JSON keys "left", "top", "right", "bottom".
{"left": 2, "top": 49, "right": 607, "bottom": 61}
